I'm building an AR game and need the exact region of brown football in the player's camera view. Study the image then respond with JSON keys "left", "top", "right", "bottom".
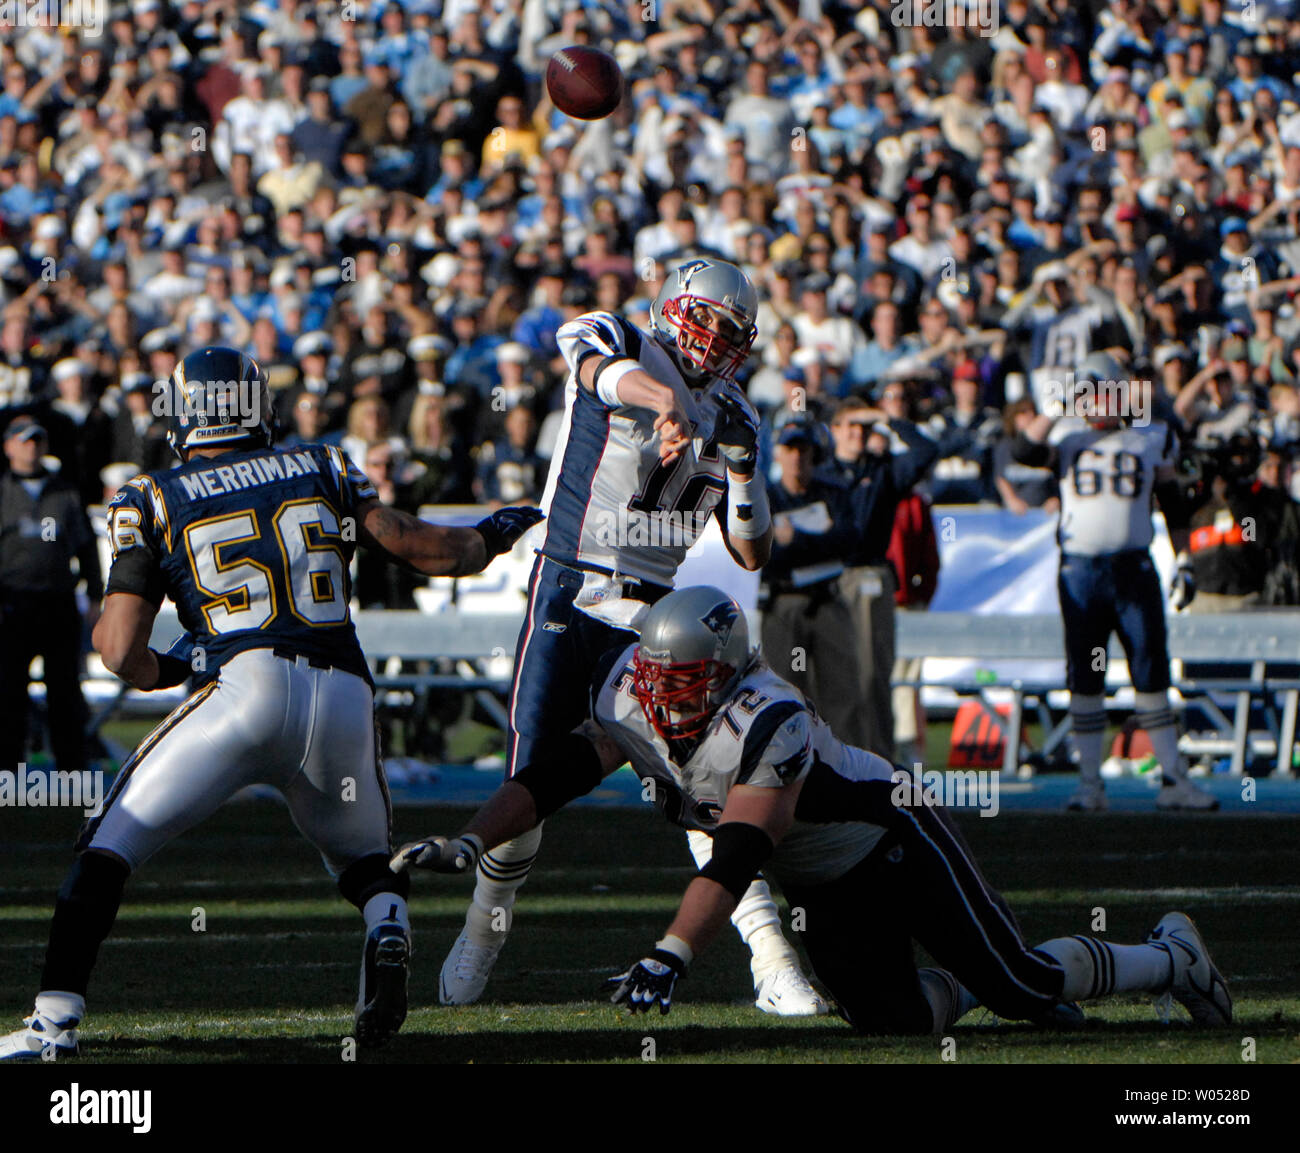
{"left": 546, "top": 45, "right": 624, "bottom": 121}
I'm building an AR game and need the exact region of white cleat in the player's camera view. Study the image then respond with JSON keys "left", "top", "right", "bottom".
{"left": 754, "top": 965, "right": 830, "bottom": 1017}
{"left": 1155, "top": 777, "right": 1220, "bottom": 811}
{"left": 0, "top": 1011, "right": 79, "bottom": 1061}
{"left": 439, "top": 929, "right": 506, "bottom": 1006}
{"left": 1066, "top": 779, "right": 1108, "bottom": 812}
{"left": 1147, "top": 912, "right": 1232, "bottom": 1026}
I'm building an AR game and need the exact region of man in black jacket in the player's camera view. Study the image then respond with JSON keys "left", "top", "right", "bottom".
{"left": 0, "top": 416, "right": 102, "bottom": 775}
{"left": 762, "top": 421, "right": 866, "bottom": 746}
{"left": 817, "top": 394, "right": 939, "bottom": 759}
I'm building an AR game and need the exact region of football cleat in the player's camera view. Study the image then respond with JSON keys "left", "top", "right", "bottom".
{"left": 1066, "top": 779, "right": 1108, "bottom": 812}
{"left": 354, "top": 922, "right": 410, "bottom": 1049}
{"left": 754, "top": 965, "right": 830, "bottom": 1017}
{"left": 1155, "top": 777, "right": 1220, "bottom": 811}
{"left": 1147, "top": 912, "right": 1232, "bottom": 1026}
{"left": 0, "top": 1011, "right": 80, "bottom": 1061}
{"left": 439, "top": 911, "right": 508, "bottom": 1006}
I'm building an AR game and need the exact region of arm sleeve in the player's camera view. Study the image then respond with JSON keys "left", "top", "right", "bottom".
{"left": 102, "top": 481, "right": 166, "bottom": 606}
{"left": 555, "top": 310, "right": 643, "bottom": 403}
{"left": 737, "top": 706, "right": 816, "bottom": 789}
{"left": 323, "top": 444, "right": 379, "bottom": 520}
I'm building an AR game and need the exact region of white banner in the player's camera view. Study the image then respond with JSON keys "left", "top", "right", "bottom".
{"left": 923, "top": 504, "right": 1176, "bottom": 689}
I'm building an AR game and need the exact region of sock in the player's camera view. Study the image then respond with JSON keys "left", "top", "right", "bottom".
{"left": 917, "top": 968, "right": 979, "bottom": 1032}
{"left": 40, "top": 851, "right": 130, "bottom": 996}
{"left": 34, "top": 991, "right": 85, "bottom": 1027}
{"left": 1135, "top": 692, "right": 1185, "bottom": 784}
{"left": 686, "top": 828, "right": 798, "bottom": 985}
{"left": 1069, "top": 694, "right": 1106, "bottom": 783}
{"left": 1035, "top": 936, "right": 1173, "bottom": 1001}
{"left": 362, "top": 892, "right": 409, "bottom": 935}
{"left": 468, "top": 823, "right": 544, "bottom": 938}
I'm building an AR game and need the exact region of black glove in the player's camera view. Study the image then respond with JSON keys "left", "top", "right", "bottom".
{"left": 475, "top": 506, "right": 545, "bottom": 560}
{"left": 713, "top": 383, "right": 759, "bottom": 472}
{"left": 606, "top": 948, "right": 686, "bottom": 1015}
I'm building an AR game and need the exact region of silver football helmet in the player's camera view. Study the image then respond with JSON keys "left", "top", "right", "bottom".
{"left": 650, "top": 258, "right": 758, "bottom": 385}
{"left": 1073, "top": 351, "right": 1126, "bottom": 428}
{"left": 632, "top": 585, "right": 752, "bottom": 740}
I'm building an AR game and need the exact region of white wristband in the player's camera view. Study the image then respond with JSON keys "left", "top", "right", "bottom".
{"left": 726, "top": 470, "right": 771, "bottom": 540}
{"left": 594, "top": 357, "right": 641, "bottom": 408}
{"left": 656, "top": 934, "right": 694, "bottom": 968}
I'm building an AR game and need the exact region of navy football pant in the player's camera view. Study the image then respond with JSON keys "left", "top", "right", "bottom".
{"left": 787, "top": 776, "right": 1065, "bottom": 1032}
{"left": 1058, "top": 549, "right": 1171, "bottom": 696}
{"left": 505, "top": 556, "right": 648, "bottom": 778}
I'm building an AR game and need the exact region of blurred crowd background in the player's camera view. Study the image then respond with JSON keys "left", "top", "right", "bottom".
{"left": 2, "top": 0, "right": 1300, "bottom": 714}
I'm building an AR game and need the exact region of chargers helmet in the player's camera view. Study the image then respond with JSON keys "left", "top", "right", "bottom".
{"left": 632, "top": 585, "right": 752, "bottom": 741}
{"left": 650, "top": 258, "right": 758, "bottom": 385}
{"left": 165, "top": 346, "right": 274, "bottom": 459}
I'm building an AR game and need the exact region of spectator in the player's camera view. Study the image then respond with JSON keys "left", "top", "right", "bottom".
{"left": 0, "top": 415, "right": 101, "bottom": 775}
{"left": 817, "top": 395, "right": 939, "bottom": 760}
{"left": 761, "top": 421, "right": 866, "bottom": 747}
{"left": 994, "top": 398, "right": 1060, "bottom": 513}
{"left": 925, "top": 363, "right": 1003, "bottom": 505}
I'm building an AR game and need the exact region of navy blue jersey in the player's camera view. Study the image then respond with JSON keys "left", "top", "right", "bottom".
{"left": 103, "top": 443, "right": 377, "bottom": 687}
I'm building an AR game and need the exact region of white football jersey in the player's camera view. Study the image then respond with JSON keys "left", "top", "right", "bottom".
{"left": 542, "top": 311, "right": 748, "bottom": 589}
{"left": 593, "top": 645, "right": 891, "bottom": 889}
{"left": 1048, "top": 417, "right": 1177, "bottom": 556}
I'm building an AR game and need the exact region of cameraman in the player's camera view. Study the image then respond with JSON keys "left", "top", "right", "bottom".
{"left": 1184, "top": 441, "right": 1298, "bottom": 611}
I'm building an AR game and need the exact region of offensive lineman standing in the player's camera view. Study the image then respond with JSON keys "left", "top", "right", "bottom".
{"left": 0, "top": 348, "right": 542, "bottom": 1060}
{"left": 1012, "top": 353, "right": 1217, "bottom": 811}
{"left": 439, "top": 259, "right": 826, "bottom": 1015}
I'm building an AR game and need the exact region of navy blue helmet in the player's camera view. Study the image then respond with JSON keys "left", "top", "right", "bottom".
{"left": 165, "top": 346, "right": 275, "bottom": 459}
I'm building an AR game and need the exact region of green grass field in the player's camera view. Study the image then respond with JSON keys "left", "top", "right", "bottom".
{"left": 1, "top": 796, "right": 1297, "bottom": 1064}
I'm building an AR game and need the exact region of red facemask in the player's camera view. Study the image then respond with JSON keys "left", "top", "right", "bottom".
{"left": 661, "top": 295, "right": 754, "bottom": 380}
{"left": 632, "top": 651, "right": 734, "bottom": 741}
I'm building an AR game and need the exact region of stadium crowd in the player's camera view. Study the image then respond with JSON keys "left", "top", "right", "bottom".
{"left": 2, "top": 0, "right": 1300, "bottom": 681}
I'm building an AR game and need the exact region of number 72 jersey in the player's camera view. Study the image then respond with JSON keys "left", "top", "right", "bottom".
{"left": 1048, "top": 417, "right": 1178, "bottom": 556}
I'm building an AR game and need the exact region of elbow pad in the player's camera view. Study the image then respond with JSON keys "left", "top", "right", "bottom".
{"left": 698, "top": 822, "right": 775, "bottom": 902}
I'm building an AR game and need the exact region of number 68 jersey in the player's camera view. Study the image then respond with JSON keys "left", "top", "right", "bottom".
{"left": 1046, "top": 417, "right": 1178, "bottom": 556}
{"left": 592, "top": 644, "right": 892, "bottom": 889}
{"left": 102, "top": 442, "right": 377, "bottom": 687}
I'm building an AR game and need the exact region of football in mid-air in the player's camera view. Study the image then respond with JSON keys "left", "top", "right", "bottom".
{"left": 546, "top": 45, "right": 624, "bottom": 120}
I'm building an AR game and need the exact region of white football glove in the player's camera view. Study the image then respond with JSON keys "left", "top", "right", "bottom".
{"left": 390, "top": 833, "right": 485, "bottom": 874}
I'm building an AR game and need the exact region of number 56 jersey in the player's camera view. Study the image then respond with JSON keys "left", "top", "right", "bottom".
{"left": 1047, "top": 418, "right": 1177, "bottom": 556}
{"left": 103, "top": 443, "right": 377, "bottom": 687}
{"left": 592, "top": 644, "right": 892, "bottom": 890}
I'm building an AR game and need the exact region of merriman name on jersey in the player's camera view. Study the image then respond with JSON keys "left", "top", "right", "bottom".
{"left": 176, "top": 449, "right": 322, "bottom": 500}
